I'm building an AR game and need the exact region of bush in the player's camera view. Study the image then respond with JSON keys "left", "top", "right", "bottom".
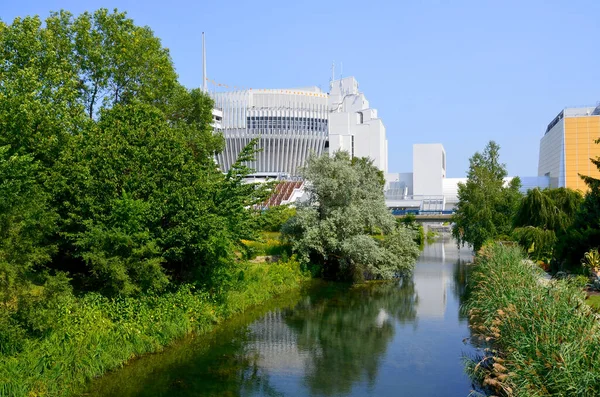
{"left": 256, "top": 205, "right": 296, "bottom": 232}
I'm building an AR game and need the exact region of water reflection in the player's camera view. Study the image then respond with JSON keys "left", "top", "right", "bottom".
{"left": 414, "top": 238, "right": 472, "bottom": 319}
{"left": 86, "top": 241, "right": 477, "bottom": 397}
{"left": 282, "top": 281, "right": 417, "bottom": 396}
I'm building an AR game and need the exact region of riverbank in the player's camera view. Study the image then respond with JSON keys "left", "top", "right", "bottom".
{"left": 0, "top": 258, "right": 308, "bottom": 397}
{"left": 85, "top": 240, "right": 476, "bottom": 397}
{"left": 464, "top": 243, "right": 600, "bottom": 396}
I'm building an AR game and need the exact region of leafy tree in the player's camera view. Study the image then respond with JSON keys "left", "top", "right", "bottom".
{"left": 452, "top": 141, "right": 521, "bottom": 251}
{"left": 282, "top": 152, "right": 419, "bottom": 281}
{"left": 0, "top": 147, "right": 56, "bottom": 304}
{"left": 0, "top": 13, "right": 85, "bottom": 166}
{"left": 51, "top": 103, "right": 267, "bottom": 295}
{"left": 72, "top": 8, "right": 178, "bottom": 118}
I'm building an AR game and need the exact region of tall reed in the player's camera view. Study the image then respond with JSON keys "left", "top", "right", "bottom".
{"left": 464, "top": 244, "right": 600, "bottom": 396}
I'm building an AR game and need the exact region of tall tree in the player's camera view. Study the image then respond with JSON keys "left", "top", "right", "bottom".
{"left": 0, "top": 9, "right": 269, "bottom": 295}
{"left": 452, "top": 141, "right": 521, "bottom": 251}
{"left": 282, "top": 152, "right": 420, "bottom": 281}
{"left": 72, "top": 9, "right": 177, "bottom": 118}
{"left": 0, "top": 147, "right": 57, "bottom": 303}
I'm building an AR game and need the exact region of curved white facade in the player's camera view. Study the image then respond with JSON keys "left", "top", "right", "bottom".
{"left": 211, "top": 89, "right": 329, "bottom": 176}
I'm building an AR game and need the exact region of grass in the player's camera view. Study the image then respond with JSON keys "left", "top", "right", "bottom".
{"left": 586, "top": 295, "right": 600, "bottom": 311}
{"left": 0, "top": 258, "right": 309, "bottom": 397}
{"left": 241, "top": 231, "right": 292, "bottom": 258}
{"left": 464, "top": 243, "right": 600, "bottom": 397}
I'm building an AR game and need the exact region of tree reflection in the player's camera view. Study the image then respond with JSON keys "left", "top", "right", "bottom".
{"left": 285, "top": 280, "right": 417, "bottom": 396}
{"left": 451, "top": 259, "right": 471, "bottom": 312}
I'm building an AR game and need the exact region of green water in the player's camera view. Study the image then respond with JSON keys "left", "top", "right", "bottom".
{"left": 85, "top": 240, "right": 476, "bottom": 396}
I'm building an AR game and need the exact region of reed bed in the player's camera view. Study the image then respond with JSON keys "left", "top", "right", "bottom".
{"left": 464, "top": 243, "right": 600, "bottom": 397}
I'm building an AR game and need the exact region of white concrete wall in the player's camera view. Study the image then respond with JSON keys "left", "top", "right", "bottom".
{"left": 538, "top": 120, "right": 565, "bottom": 188}
{"left": 328, "top": 77, "right": 388, "bottom": 174}
{"left": 413, "top": 144, "right": 446, "bottom": 196}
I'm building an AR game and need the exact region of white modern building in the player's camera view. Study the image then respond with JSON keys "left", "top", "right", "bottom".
{"left": 209, "top": 76, "right": 389, "bottom": 177}
{"left": 211, "top": 88, "right": 329, "bottom": 176}
{"left": 385, "top": 144, "right": 550, "bottom": 212}
{"left": 328, "top": 77, "right": 388, "bottom": 174}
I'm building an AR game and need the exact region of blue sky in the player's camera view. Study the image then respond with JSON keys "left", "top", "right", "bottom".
{"left": 3, "top": 0, "right": 600, "bottom": 177}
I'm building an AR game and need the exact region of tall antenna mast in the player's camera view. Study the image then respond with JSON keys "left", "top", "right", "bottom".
{"left": 202, "top": 32, "right": 207, "bottom": 93}
{"left": 330, "top": 61, "right": 335, "bottom": 90}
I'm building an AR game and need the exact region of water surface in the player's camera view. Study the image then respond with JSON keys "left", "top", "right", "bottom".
{"left": 86, "top": 239, "right": 476, "bottom": 396}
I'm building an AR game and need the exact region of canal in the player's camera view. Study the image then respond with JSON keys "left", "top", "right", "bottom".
{"left": 86, "top": 239, "right": 477, "bottom": 396}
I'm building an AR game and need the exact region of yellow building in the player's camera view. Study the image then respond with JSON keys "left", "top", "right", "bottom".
{"left": 538, "top": 105, "right": 600, "bottom": 192}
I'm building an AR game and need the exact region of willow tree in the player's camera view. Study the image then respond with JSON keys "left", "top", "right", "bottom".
{"left": 282, "top": 151, "right": 420, "bottom": 282}
{"left": 512, "top": 188, "right": 582, "bottom": 261}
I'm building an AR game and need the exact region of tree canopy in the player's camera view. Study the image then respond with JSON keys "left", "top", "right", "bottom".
{"left": 0, "top": 9, "right": 268, "bottom": 297}
{"left": 282, "top": 151, "right": 419, "bottom": 281}
{"left": 452, "top": 141, "right": 522, "bottom": 251}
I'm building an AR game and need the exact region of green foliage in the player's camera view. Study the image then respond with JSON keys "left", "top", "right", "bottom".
{"left": 581, "top": 249, "right": 600, "bottom": 275}
{"left": 241, "top": 232, "right": 292, "bottom": 259}
{"left": 72, "top": 9, "right": 178, "bottom": 117}
{"left": 282, "top": 152, "right": 419, "bottom": 281}
{"left": 511, "top": 187, "right": 582, "bottom": 264}
{"left": 0, "top": 8, "right": 310, "bottom": 396}
{"left": 511, "top": 226, "right": 556, "bottom": 262}
{"left": 256, "top": 205, "right": 297, "bottom": 232}
{"left": 464, "top": 244, "right": 600, "bottom": 396}
{"left": 0, "top": 258, "right": 307, "bottom": 397}
{"left": 452, "top": 141, "right": 522, "bottom": 251}
{"left": 0, "top": 147, "right": 56, "bottom": 304}
{"left": 396, "top": 214, "right": 425, "bottom": 246}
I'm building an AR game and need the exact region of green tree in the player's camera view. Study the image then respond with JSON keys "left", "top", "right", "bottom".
{"left": 0, "top": 147, "right": 56, "bottom": 304}
{"left": 282, "top": 152, "right": 419, "bottom": 281}
{"left": 72, "top": 9, "right": 178, "bottom": 118}
{"left": 51, "top": 103, "right": 266, "bottom": 295}
{"left": 512, "top": 188, "right": 582, "bottom": 261}
{"left": 0, "top": 12, "right": 84, "bottom": 166}
{"left": 452, "top": 141, "right": 521, "bottom": 251}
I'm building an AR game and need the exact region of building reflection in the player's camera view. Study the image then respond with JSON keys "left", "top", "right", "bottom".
{"left": 414, "top": 239, "right": 472, "bottom": 319}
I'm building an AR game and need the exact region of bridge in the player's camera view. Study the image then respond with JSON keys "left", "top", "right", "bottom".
{"left": 392, "top": 209, "right": 454, "bottom": 223}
